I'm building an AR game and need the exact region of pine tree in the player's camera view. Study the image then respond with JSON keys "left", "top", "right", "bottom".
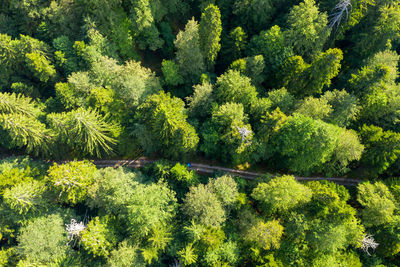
{"left": 199, "top": 4, "right": 222, "bottom": 70}
{"left": 0, "top": 113, "right": 52, "bottom": 156}
{"left": 47, "top": 108, "right": 118, "bottom": 157}
{"left": 174, "top": 18, "right": 205, "bottom": 84}
{"left": 285, "top": 0, "right": 330, "bottom": 61}
{"left": 134, "top": 91, "right": 199, "bottom": 159}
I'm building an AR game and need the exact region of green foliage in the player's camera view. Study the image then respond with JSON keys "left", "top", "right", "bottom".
{"left": 222, "top": 26, "right": 247, "bottom": 63}
{"left": 179, "top": 243, "right": 198, "bottom": 266}
{"left": 25, "top": 52, "right": 56, "bottom": 83}
{"left": 135, "top": 91, "right": 199, "bottom": 159}
{"left": 126, "top": 181, "right": 177, "bottom": 238}
{"left": 281, "top": 49, "right": 343, "bottom": 97}
{"left": 248, "top": 25, "right": 293, "bottom": 85}
{"left": 359, "top": 124, "right": 400, "bottom": 176}
{"left": 174, "top": 18, "right": 205, "bottom": 84}
{"left": 321, "top": 89, "right": 359, "bottom": 127}
{"left": 47, "top": 108, "right": 119, "bottom": 157}
{"left": 2, "top": 1, "right": 400, "bottom": 265}
{"left": 252, "top": 175, "right": 312, "bottom": 214}
{"left": 285, "top": 0, "right": 330, "bottom": 61}
{"left": 199, "top": 4, "right": 222, "bottom": 69}
{"left": 295, "top": 96, "right": 332, "bottom": 120}
{"left": 270, "top": 114, "right": 340, "bottom": 173}
{"left": 229, "top": 55, "right": 265, "bottom": 86}
{"left": 200, "top": 102, "right": 253, "bottom": 164}
{"left": 87, "top": 167, "right": 140, "bottom": 213}
{"left": 161, "top": 60, "right": 184, "bottom": 86}
{"left": 266, "top": 88, "right": 295, "bottom": 114}
{"left": 128, "top": 0, "right": 164, "bottom": 51}
{"left": 207, "top": 175, "right": 239, "bottom": 208}
{"left": 375, "top": 216, "right": 400, "bottom": 257}
{"left": 17, "top": 214, "right": 69, "bottom": 264}
{"left": 324, "top": 129, "right": 364, "bottom": 175}
{"left": 357, "top": 182, "right": 396, "bottom": 227}
{"left": 0, "top": 92, "right": 41, "bottom": 117}
{"left": 0, "top": 113, "right": 52, "bottom": 156}
{"left": 2, "top": 180, "right": 47, "bottom": 216}
{"left": 46, "top": 161, "right": 97, "bottom": 205}
{"left": 214, "top": 70, "right": 258, "bottom": 112}
{"left": 354, "top": 3, "right": 400, "bottom": 59}
{"left": 81, "top": 216, "right": 116, "bottom": 257}
{"left": 233, "top": 0, "right": 275, "bottom": 33}
{"left": 107, "top": 241, "right": 144, "bottom": 267}
{"left": 245, "top": 220, "right": 284, "bottom": 250}
{"left": 183, "top": 184, "right": 226, "bottom": 227}
{"left": 187, "top": 82, "right": 215, "bottom": 118}
{"left": 204, "top": 240, "right": 239, "bottom": 266}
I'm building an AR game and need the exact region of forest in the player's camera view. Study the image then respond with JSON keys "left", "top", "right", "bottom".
{"left": 0, "top": 0, "right": 399, "bottom": 265}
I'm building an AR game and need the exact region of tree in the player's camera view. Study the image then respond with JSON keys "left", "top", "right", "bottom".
{"left": 353, "top": 3, "right": 400, "bottom": 60}
{"left": 281, "top": 49, "right": 343, "bottom": 97}
{"left": 221, "top": 26, "right": 247, "bottom": 64}
{"left": 204, "top": 240, "right": 239, "bottom": 266}
{"left": 358, "top": 124, "right": 400, "bottom": 176}
{"left": 25, "top": 52, "right": 56, "bottom": 83}
{"left": 2, "top": 180, "right": 48, "bottom": 220}
{"left": 134, "top": 91, "right": 199, "bottom": 159}
{"left": 321, "top": 89, "right": 359, "bottom": 127}
{"left": 357, "top": 182, "right": 396, "bottom": 227}
{"left": 229, "top": 55, "right": 265, "bottom": 86}
{"left": 47, "top": 108, "right": 119, "bottom": 157}
{"left": 233, "top": 0, "right": 275, "bottom": 33}
{"left": 81, "top": 217, "right": 116, "bottom": 258}
{"left": 187, "top": 82, "right": 214, "bottom": 119}
{"left": 199, "top": 4, "right": 222, "bottom": 70}
{"left": 174, "top": 18, "right": 205, "bottom": 84}
{"left": 375, "top": 216, "right": 400, "bottom": 257}
{"left": 323, "top": 129, "right": 364, "bottom": 175}
{"left": 295, "top": 96, "right": 332, "bottom": 120}
{"left": 207, "top": 175, "right": 239, "bottom": 208}
{"left": 178, "top": 243, "right": 198, "bottom": 266}
{"left": 96, "top": 59, "right": 162, "bottom": 109}
{"left": 17, "top": 214, "right": 69, "bottom": 264}
{"left": 200, "top": 102, "right": 253, "bottom": 164}
{"left": 127, "top": 0, "right": 164, "bottom": 50}
{"left": 270, "top": 114, "right": 339, "bottom": 173}
{"left": 183, "top": 184, "right": 226, "bottom": 227}
{"left": 46, "top": 161, "right": 97, "bottom": 205}
{"left": 285, "top": 0, "right": 330, "bottom": 61}
{"left": 0, "top": 113, "right": 52, "bottom": 156}
{"left": 248, "top": 25, "right": 293, "bottom": 85}
{"left": 214, "top": 70, "right": 258, "bottom": 112}
{"left": 252, "top": 175, "right": 312, "bottom": 215}
{"left": 126, "top": 181, "right": 177, "bottom": 238}
{"left": 108, "top": 241, "right": 144, "bottom": 267}
{"left": 161, "top": 60, "right": 184, "bottom": 86}
{"left": 244, "top": 220, "right": 284, "bottom": 250}
{"left": 266, "top": 88, "right": 295, "bottom": 114}
{"left": 0, "top": 92, "right": 41, "bottom": 118}
{"left": 87, "top": 167, "right": 141, "bottom": 214}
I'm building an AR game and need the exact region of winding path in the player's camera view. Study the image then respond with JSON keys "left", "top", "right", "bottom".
{"left": 90, "top": 158, "right": 363, "bottom": 186}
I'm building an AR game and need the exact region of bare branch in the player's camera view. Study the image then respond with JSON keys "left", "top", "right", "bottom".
{"left": 328, "top": 0, "right": 352, "bottom": 29}
{"left": 359, "top": 234, "right": 379, "bottom": 255}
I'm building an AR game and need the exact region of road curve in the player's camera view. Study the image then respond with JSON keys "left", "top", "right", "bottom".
{"left": 89, "top": 158, "right": 363, "bottom": 186}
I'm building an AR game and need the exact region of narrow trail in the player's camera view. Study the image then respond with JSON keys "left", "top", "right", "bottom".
{"left": 90, "top": 158, "right": 363, "bottom": 186}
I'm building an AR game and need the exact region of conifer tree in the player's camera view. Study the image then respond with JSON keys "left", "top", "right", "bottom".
{"left": 47, "top": 108, "right": 118, "bottom": 157}
{"left": 174, "top": 18, "right": 205, "bottom": 84}
{"left": 285, "top": 0, "right": 330, "bottom": 61}
{"left": 199, "top": 4, "right": 222, "bottom": 70}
